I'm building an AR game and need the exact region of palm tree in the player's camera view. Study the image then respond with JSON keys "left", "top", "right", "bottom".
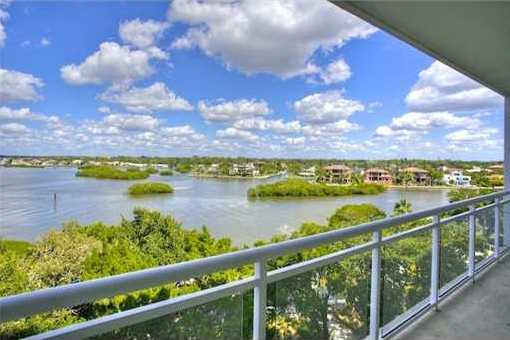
{"left": 393, "top": 199, "right": 412, "bottom": 215}
{"left": 351, "top": 173, "right": 364, "bottom": 185}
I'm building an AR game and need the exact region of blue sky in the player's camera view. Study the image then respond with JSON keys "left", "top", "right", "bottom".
{"left": 0, "top": 0, "right": 504, "bottom": 160}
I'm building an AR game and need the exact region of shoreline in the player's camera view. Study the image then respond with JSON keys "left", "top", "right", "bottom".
{"left": 189, "top": 172, "right": 284, "bottom": 180}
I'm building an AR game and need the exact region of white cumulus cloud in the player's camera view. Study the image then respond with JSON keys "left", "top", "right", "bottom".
{"left": 302, "top": 120, "right": 360, "bottom": 136}
{"left": 103, "top": 113, "right": 160, "bottom": 131}
{"left": 406, "top": 61, "right": 503, "bottom": 112}
{"left": 169, "top": 0, "right": 375, "bottom": 78}
{"left": 199, "top": 99, "right": 271, "bottom": 122}
{"left": 0, "top": 106, "right": 62, "bottom": 128}
{"left": 162, "top": 125, "right": 196, "bottom": 136}
{"left": 0, "top": 122, "right": 29, "bottom": 135}
{"left": 216, "top": 127, "right": 260, "bottom": 142}
{"left": 60, "top": 42, "right": 158, "bottom": 86}
{"left": 0, "top": 68, "right": 44, "bottom": 102}
{"left": 233, "top": 117, "right": 301, "bottom": 134}
{"left": 445, "top": 128, "right": 498, "bottom": 142}
{"left": 294, "top": 91, "right": 364, "bottom": 124}
{"left": 119, "top": 18, "right": 169, "bottom": 49}
{"left": 100, "top": 82, "right": 193, "bottom": 113}
{"left": 284, "top": 136, "right": 306, "bottom": 146}
{"left": 316, "top": 58, "right": 351, "bottom": 85}
{"left": 389, "top": 111, "right": 480, "bottom": 131}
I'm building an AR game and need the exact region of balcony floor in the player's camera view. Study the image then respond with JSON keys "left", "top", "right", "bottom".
{"left": 396, "top": 255, "right": 510, "bottom": 340}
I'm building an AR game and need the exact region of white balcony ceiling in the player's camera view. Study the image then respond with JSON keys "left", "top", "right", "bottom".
{"left": 332, "top": 1, "right": 510, "bottom": 97}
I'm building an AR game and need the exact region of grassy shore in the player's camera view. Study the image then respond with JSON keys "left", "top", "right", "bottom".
{"left": 248, "top": 179, "right": 386, "bottom": 198}
{"left": 128, "top": 182, "right": 174, "bottom": 195}
{"left": 0, "top": 239, "right": 33, "bottom": 256}
{"left": 76, "top": 166, "right": 150, "bottom": 180}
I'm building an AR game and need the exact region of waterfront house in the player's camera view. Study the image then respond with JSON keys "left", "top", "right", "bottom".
{"left": 207, "top": 163, "right": 220, "bottom": 175}
{"left": 364, "top": 168, "right": 393, "bottom": 185}
{"left": 229, "top": 163, "right": 260, "bottom": 177}
{"left": 443, "top": 170, "right": 471, "bottom": 186}
{"left": 323, "top": 164, "right": 352, "bottom": 184}
{"left": 401, "top": 167, "right": 432, "bottom": 186}
{"left": 298, "top": 166, "right": 316, "bottom": 178}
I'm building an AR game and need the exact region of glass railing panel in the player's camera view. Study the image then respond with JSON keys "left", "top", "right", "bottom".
{"left": 267, "top": 253, "right": 371, "bottom": 340}
{"left": 439, "top": 216, "right": 469, "bottom": 289}
{"left": 475, "top": 207, "right": 495, "bottom": 267}
{"left": 380, "top": 229, "right": 431, "bottom": 327}
{"left": 92, "top": 293, "right": 246, "bottom": 340}
{"left": 499, "top": 201, "right": 510, "bottom": 250}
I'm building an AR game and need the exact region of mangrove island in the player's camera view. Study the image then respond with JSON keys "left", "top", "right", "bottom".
{"left": 247, "top": 179, "right": 386, "bottom": 198}
{"left": 128, "top": 182, "right": 174, "bottom": 195}
{"left": 75, "top": 165, "right": 151, "bottom": 180}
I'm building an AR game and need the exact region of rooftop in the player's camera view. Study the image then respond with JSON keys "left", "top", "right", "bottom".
{"left": 324, "top": 164, "right": 351, "bottom": 170}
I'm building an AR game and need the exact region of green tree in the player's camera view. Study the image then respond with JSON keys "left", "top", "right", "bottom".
{"left": 393, "top": 200, "right": 412, "bottom": 216}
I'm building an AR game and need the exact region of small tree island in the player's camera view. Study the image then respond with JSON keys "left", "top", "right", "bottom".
{"left": 128, "top": 182, "right": 174, "bottom": 195}
{"left": 76, "top": 166, "right": 151, "bottom": 180}
{"left": 247, "top": 179, "right": 386, "bottom": 198}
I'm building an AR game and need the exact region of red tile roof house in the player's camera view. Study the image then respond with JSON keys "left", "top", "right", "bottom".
{"left": 364, "top": 168, "right": 393, "bottom": 185}
{"left": 323, "top": 164, "right": 352, "bottom": 184}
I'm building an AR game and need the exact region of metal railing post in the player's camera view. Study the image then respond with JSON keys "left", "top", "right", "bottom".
{"left": 430, "top": 215, "right": 440, "bottom": 311}
{"left": 468, "top": 205, "right": 476, "bottom": 282}
{"left": 495, "top": 198, "right": 501, "bottom": 259}
{"left": 369, "top": 230, "right": 382, "bottom": 340}
{"left": 253, "top": 260, "right": 267, "bottom": 340}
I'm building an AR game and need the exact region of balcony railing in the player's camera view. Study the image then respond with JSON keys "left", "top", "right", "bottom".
{"left": 1, "top": 190, "right": 509, "bottom": 339}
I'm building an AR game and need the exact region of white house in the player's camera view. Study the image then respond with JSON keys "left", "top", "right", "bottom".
{"left": 229, "top": 163, "right": 260, "bottom": 177}
{"left": 298, "top": 166, "right": 316, "bottom": 178}
{"left": 443, "top": 171, "right": 471, "bottom": 186}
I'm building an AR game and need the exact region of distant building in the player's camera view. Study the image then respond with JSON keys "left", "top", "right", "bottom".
{"left": 443, "top": 171, "right": 471, "bottom": 186}
{"left": 229, "top": 163, "right": 260, "bottom": 177}
{"left": 438, "top": 165, "right": 450, "bottom": 173}
{"left": 298, "top": 166, "right": 316, "bottom": 178}
{"left": 364, "top": 168, "right": 393, "bottom": 185}
{"left": 438, "top": 165, "right": 461, "bottom": 173}
{"left": 120, "top": 162, "right": 144, "bottom": 168}
{"left": 401, "top": 167, "right": 432, "bottom": 186}
{"left": 466, "top": 166, "right": 483, "bottom": 173}
{"left": 41, "top": 160, "right": 57, "bottom": 167}
{"left": 323, "top": 164, "right": 352, "bottom": 184}
{"left": 11, "top": 158, "right": 33, "bottom": 166}
{"left": 488, "top": 164, "right": 504, "bottom": 173}
{"left": 207, "top": 163, "right": 220, "bottom": 175}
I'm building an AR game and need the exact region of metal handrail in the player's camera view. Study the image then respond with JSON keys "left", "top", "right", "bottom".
{"left": 1, "top": 189, "right": 509, "bottom": 340}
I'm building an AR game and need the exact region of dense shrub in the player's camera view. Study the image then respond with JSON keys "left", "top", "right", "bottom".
{"left": 76, "top": 166, "right": 150, "bottom": 180}
{"left": 128, "top": 182, "right": 173, "bottom": 195}
{"left": 247, "top": 179, "right": 386, "bottom": 198}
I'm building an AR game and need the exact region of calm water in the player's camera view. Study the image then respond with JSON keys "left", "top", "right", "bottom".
{"left": 0, "top": 167, "right": 450, "bottom": 245}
